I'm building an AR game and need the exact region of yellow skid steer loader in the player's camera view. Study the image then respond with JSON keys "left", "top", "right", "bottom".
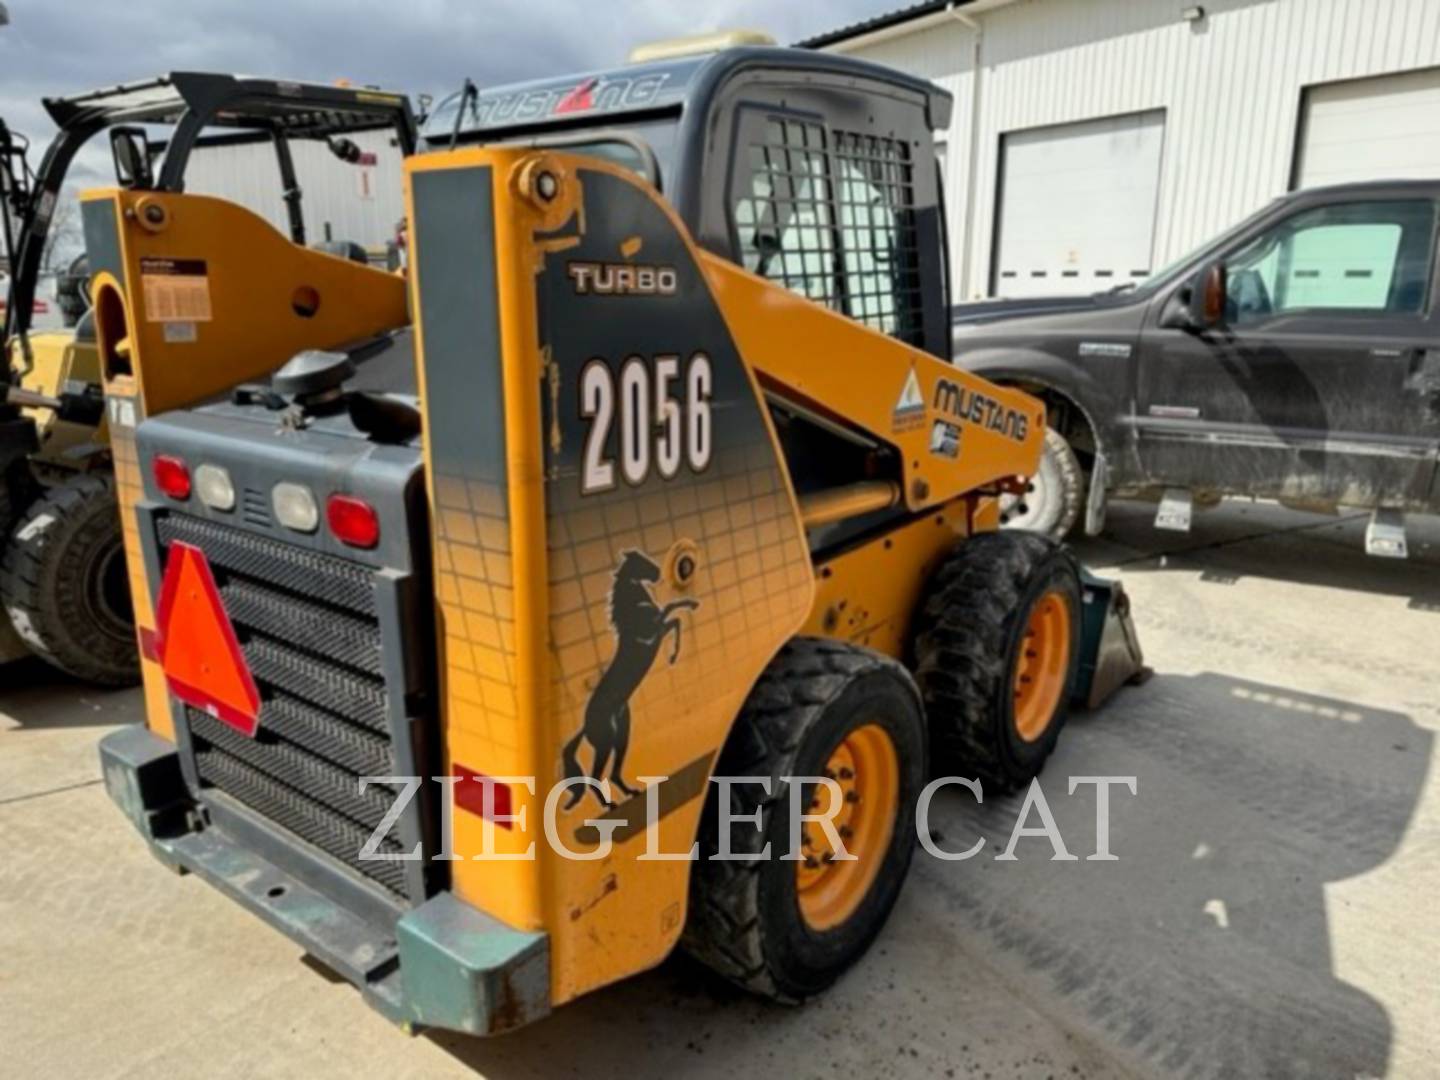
{"left": 92, "top": 38, "right": 1143, "bottom": 1033}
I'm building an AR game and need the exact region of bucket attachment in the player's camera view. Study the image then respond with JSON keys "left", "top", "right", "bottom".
{"left": 1071, "top": 569, "right": 1149, "bottom": 710}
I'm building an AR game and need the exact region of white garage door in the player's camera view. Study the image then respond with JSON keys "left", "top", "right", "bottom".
{"left": 992, "top": 110, "right": 1166, "bottom": 299}
{"left": 1296, "top": 67, "right": 1440, "bottom": 188}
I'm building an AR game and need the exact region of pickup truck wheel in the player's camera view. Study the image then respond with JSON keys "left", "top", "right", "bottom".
{"left": 999, "top": 426, "right": 1083, "bottom": 540}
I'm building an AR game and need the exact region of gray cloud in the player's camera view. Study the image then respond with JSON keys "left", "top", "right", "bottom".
{"left": 1, "top": 0, "right": 896, "bottom": 145}
{"left": 2, "top": 0, "right": 898, "bottom": 268}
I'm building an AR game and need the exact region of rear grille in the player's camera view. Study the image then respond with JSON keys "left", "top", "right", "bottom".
{"left": 157, "top": 514, "right": 414, "bottom": 898}
{"left": 157, "top": 515, "right": 376, "bottom": 614}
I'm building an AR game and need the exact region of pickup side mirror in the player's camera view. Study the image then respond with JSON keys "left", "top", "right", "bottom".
{"left": 1194, "top": 262, "right": 1227, "bottom": 327}
{"left": 109, "top": 127, "right": 154, "bottom": 191}
{"left": 1160, "top": 263, "right": 1227, "bottom": 332}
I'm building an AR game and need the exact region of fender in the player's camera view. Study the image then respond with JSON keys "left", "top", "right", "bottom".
{"left": 951, "top": 345, "right": 1143, "bottom": 488}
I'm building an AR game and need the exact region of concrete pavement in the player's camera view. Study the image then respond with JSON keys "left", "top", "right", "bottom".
{"left": 3, "top": 500, "right": 1437, "bottom": 1079}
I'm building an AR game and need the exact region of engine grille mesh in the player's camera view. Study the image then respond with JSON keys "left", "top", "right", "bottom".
{"left": 159, "top": 514, "right": 412, "bottom": 898}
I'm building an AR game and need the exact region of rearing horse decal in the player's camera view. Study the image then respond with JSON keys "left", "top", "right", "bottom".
{"left": 562, "top": 549, "right": 699, "bottom": 809}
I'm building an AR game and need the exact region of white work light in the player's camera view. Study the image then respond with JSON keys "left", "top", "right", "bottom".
{"left": 272, "top": 481, "right": 320, "bottom": 533}
{"left": 194, "top": 464, "right": 236, "bottom": 512}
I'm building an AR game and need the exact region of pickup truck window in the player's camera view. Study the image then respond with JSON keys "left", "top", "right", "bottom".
{"left": 1226, "top": 199, "right": 1435, "bottom": 322}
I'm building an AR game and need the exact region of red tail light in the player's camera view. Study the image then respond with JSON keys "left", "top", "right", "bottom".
{"left": 327, "top": 493, "right": 380, "bottom": 548}
{"left": 453, "top": 764, "right": 515, "bottom": 828}
{"left": 153, "top": 455, "right": 192, "bottom": 500}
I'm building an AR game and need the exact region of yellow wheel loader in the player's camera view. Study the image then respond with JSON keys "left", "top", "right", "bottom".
{"left": 0, "top": 75, "right": 417, "bottom": 683}
{"left": 92, "top": 37, "right": 1143, "bottom": 1033}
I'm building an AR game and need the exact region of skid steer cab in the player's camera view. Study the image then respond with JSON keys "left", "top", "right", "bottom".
{"left": 95, "top": 37, "right": 1143, "bottom": 1035}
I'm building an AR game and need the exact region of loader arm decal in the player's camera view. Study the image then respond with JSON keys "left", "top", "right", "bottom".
{"left": 560, "top": 548, "right": 701, "bottom": 812}
{"left": 698, "top": 257, "right": 1046, "bottom": 511}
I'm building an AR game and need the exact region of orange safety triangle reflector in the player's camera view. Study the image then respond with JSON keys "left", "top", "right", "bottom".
{"left": 154, "top": 541, "right": 261, "bottom": 737}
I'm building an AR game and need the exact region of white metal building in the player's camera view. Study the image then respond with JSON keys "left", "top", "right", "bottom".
{"left": 803, "top": 0, "right": 1440, "bottom": 300}
{"left": 181, "top": 128, "right": 406, "bottom": 252}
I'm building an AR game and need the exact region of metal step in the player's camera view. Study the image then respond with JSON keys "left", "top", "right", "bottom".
{"left": 1365, "top": 508, "right": 1408, "bottom": 559}
{"left": 1154, "top": 488, "right": 1193, "bottom": 532}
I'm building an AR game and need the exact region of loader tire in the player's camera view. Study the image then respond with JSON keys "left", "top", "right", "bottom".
{"left": 0, "top": 478, "right": 13, "bottom": 540}
{"left": 998, "top": 426, "right": 1083, "bottom": 540}
{"left": 913, "top": 531, "right": 1080, "bottom": 793}
{"left": 0, "top": 461, "right": 34, "bottom": 538}
{"left": 683, "top": 638, "right": 926, "bottom": 1002}
{"left": 0, "top": 473, "right": 139, "bottom": 686}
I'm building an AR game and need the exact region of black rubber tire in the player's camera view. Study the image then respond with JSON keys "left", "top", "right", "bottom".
{"left": 0, "top": 473, "right": 13, "bottom": 540}
{"left": 912, "top": 531, "right": 1081, "bottom": 793}
{"left": 0, "top": 473, "right": 139, "bottom": 686}
{"left": 682, "top": 638, "right": 927, "bottom": 1002}
{"left": 0, "top": 459, "right": 36, "bottom": 539}
{"left": 999, "top": 426, "right": 1084, "bottom": 540}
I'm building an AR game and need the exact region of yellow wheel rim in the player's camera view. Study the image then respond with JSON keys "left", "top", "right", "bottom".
{"left": 795, "top": 723, "right": 900, "bottom": 932}
{"left": 1012, "top": 589, "right": 1072, "bottom": 742}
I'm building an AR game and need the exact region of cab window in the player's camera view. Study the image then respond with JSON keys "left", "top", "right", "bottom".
{"left": 732, "top": 118, "right": 837, "bottom": 305}
{"left": 1226, "top": 199, "right": 1435, "bottom": 322}
{"left": 731, "top": 113, "right": 923, "bottom": 345}
{"left": 833, "top": 131, "right": 918, "bottom": 337}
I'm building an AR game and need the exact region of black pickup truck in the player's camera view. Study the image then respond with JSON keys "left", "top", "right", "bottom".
{"left": 953, "top": 180, "right": 1440, "bottom": 553}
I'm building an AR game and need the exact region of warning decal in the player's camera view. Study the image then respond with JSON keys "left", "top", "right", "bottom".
{"left": 892, "top": 364, "right": 927, "bottom": 433}
{"left": 140, "top": 257, "right": 213, "bottom": 323}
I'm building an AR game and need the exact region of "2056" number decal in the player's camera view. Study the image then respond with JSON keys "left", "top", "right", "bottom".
{"left": 580, "top": 352, "right": 713, "bottom": 494}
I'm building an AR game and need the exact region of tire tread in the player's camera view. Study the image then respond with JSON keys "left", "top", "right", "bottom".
{"left": 682, "top": 638, "right": 914, "bottom": 1001}
{"left": 913, "top": 531, "right": 1078, "bottom": 792}
{"left": 0, "top": 473, "right": 138, "bottom": 685}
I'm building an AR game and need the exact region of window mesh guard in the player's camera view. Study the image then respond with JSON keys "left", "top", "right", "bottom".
{"left": 734, "top": 118, "right": 922, "bottom": 346}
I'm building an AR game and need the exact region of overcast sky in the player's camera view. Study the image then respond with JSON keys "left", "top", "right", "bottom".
{"left": 1, "top": 0, "right": 898, "bottom": 174}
